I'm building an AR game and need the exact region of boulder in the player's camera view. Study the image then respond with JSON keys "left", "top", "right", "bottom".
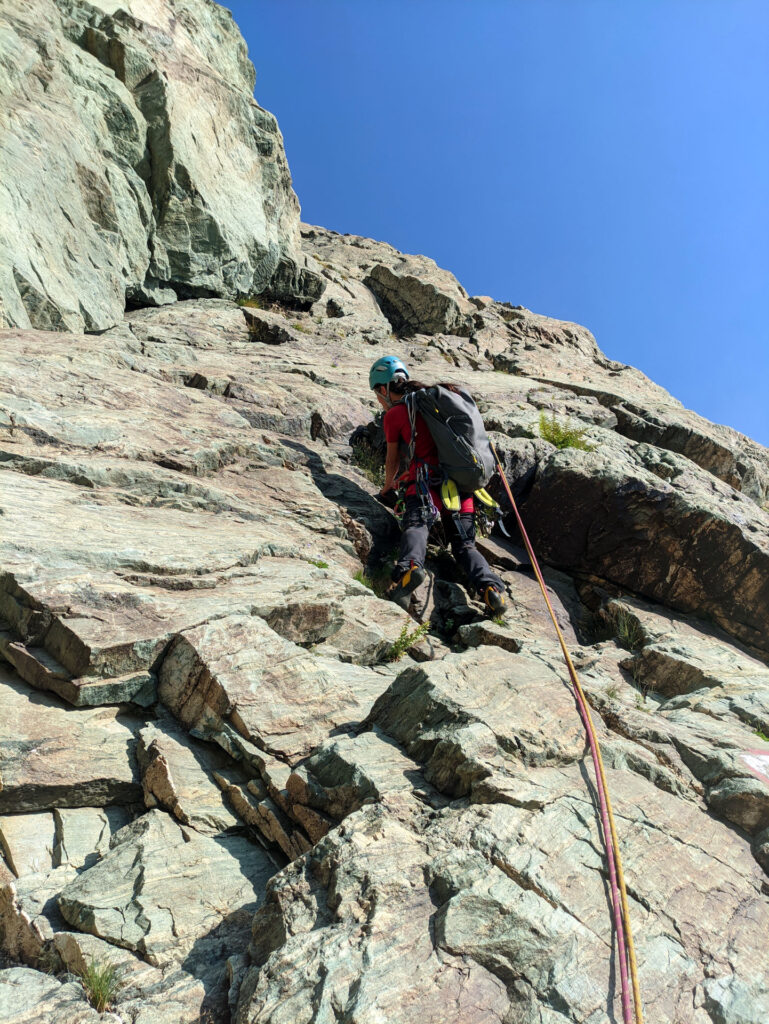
{"left": 520, "top": 444, "right": 769, "bottom": 658}
{"left": 301, "top": 223, "right": 474, "bottom": 335}
{"left": 137, "top": 716, "right": 243, "bottom": 835}
{"left": 0, "top": 814, "right": 55, "bottom": 878}
{"left": 58, "top": 810, "right": 275, "bottom": 966}
{"left": 235, "top": 806, "right": 510, "bottom": 1024}
{"left": 52, "top": 807, "right": 132, "bottom": 869}
{"left": 0, "top": 668, "right": 142, "bottom": 813}
{"left": 158, "top": 613, "right": 388, "bottom": 763}
{"left": 367, "top": 647, "right": 593, "bottom": 794}
{"left": 363, "top": 263, "right": 473, "bottom": 336}
{"left": 312, "top": 594, "right": 412, "bottom": 664}
{"left": 0, "top": 967, "right": 105, "bottom": 1024}
{"left": 286, "top": 727, "right": 446, "bottom": 823}
{"left": 54, "top": 931, "right": 206, "bottom": 1024}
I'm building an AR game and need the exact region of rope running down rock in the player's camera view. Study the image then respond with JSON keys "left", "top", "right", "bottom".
{"left": 489, "top": 441, "right": 644, "bottom": 1024}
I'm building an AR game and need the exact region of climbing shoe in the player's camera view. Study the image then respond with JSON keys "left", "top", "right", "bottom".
{"left": 389, "top": 562, "right": 426, "bottom": 605}
{"left": 483, "top": 585, "right": 507, "bottom": 617}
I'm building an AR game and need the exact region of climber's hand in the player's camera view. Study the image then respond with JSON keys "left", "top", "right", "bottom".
{"left": 376, "top": 489, "right": 397, "bottom": 509}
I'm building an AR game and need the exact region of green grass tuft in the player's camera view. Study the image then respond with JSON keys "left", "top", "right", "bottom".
{"left": 79, "top": 960, "right": 121, "bottom": 1013}
{"left": 237, "top": 296, "right": 264, "bottom": 309}
{"left": 385, "top": 621, "right": 431, "bottom": 662}
{"left": 609, "top": 607, "right": 645, "bottom": 652}
{"left": 538, "top": 411, "right": 596, "bottom": 451}
{"left": 353, "top": 567, "right": 392, "bottom": 599}
{"left": 604, "top": 683, "right": 620, "bottom": 700}
{"left": 306, "top": 558, "right": 329, "bottom": 569}
{"left": 754, "top": 729, "right": 769, "bottom": 743}
{"left": 353, "top": 569, "right": 373, "bottom": 589}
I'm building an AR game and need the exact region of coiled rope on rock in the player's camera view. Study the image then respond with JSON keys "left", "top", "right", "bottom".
{"left": 490, "top": 442, "right": 644, "bottom": 1024}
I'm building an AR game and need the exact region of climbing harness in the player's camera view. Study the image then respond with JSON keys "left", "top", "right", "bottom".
{"left": 473, "top": 485, "right": 503, "bottom": 538}
{"left": 489, "top": 441, "right": 644, "bottom": 1024}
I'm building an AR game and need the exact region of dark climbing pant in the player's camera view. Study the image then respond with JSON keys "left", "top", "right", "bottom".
{"left": 396, "top": 495, "right": 504, "bottom": 595}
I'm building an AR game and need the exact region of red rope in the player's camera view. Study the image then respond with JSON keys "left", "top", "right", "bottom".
{"left": 490, "top": 443, "right": 640, "bottom": 1024}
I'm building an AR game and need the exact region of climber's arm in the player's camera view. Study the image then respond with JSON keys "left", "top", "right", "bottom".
{"left": 381, "top": 442, "right": 400, "bottom": 492}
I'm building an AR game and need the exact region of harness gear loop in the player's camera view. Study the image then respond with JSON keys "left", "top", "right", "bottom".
{"left": 489, "top": 441, "right": 644, "bottom": 1024}
{"left": 415, "top": 462, "right": 439, "bottom": 527}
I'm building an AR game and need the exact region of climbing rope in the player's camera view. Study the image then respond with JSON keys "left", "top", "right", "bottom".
{"left": 489, "top": 442, "right": 644, "bottom": 1024}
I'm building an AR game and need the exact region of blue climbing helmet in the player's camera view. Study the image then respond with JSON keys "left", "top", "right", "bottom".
{"left": 369, "top": 355, "right": 409, "bottom": 391}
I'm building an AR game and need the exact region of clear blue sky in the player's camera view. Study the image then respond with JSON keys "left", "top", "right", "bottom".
{"left": 226, "top": 1, "right": 769, "bottom": 446}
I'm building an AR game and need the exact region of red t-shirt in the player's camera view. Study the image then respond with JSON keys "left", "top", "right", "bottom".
{"left": 383, "top": 402, "right": 439, "bottom": 483}
{"left": 383, "top": 400, "right": 474, "bottom": 512}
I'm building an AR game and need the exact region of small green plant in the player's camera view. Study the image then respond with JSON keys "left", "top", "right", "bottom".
{"left": 79, "top": 960, "right": 121, "bottom": 1013}
{"left": 306, "top": 558, "right": 329, "bottom": 569}
{"left": 491, "top": 614, "right": 506, "bottom": 626}
{"left": 353, "top": 569, "right": 373, "bottom": 589}
{"left": 293, "top": 323, "right": 312, "bottom": 334}
{"left": 353, "top": 566, "right": 392, "bottom": 599}
{"left": 350, "top": 444, "right": 385, "bottom": 488}
{"left": 237, "top": 296, "right": 264, "bottom": 309}
{"left": 538, "top": 411, "right": 596, "bottom": 451}
{"left": 610, "top": 607, "right": 645, "bottom": 652}
{"left": 754, "top": 729, "right": 769, "bottom": 743}
{"left": 605, "top": 683, "right": 620, "bottom": 700}
{"left": 385, "top": 621, "right": 430, "bottom": 662}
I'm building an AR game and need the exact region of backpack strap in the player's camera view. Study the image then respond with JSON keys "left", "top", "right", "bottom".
{"left": 404, "top": 391, "right": 418, "bottom": 467}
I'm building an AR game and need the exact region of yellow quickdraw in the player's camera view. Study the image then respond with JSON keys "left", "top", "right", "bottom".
{"left": 440, "top": 478, "right": 461, "bottom": 512}
{"left": 474, "top": 487, "right": 499, "bottom": 509}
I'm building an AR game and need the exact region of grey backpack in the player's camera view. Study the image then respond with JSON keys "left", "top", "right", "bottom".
{"left": 406, "top": 385, "right": 496, "bottom": 491}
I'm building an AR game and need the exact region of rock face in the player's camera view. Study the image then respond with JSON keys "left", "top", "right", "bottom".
{"left": 303, "top": 223, "right": 475, "bottom": 335}
{"left": 58, "top": 810, "right": 273, "bottom": 966}
{"left": 0, "top": 0, "right": 322, "bottom": 332}
{"left": 1, "top": 4, "right": 769, "bottom": 1023}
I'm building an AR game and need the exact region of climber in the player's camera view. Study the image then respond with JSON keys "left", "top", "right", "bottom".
{"left": 369, "top": 356, "right": 507, "bottom": 614}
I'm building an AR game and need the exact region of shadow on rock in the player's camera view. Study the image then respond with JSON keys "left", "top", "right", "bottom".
{"left": 283, "top": 439, "right": 399, "bottom": 565}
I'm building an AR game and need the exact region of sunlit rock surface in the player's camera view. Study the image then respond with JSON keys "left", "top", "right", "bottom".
{"left": 1, "top": 3, "right": 769, "bottom": 1021}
